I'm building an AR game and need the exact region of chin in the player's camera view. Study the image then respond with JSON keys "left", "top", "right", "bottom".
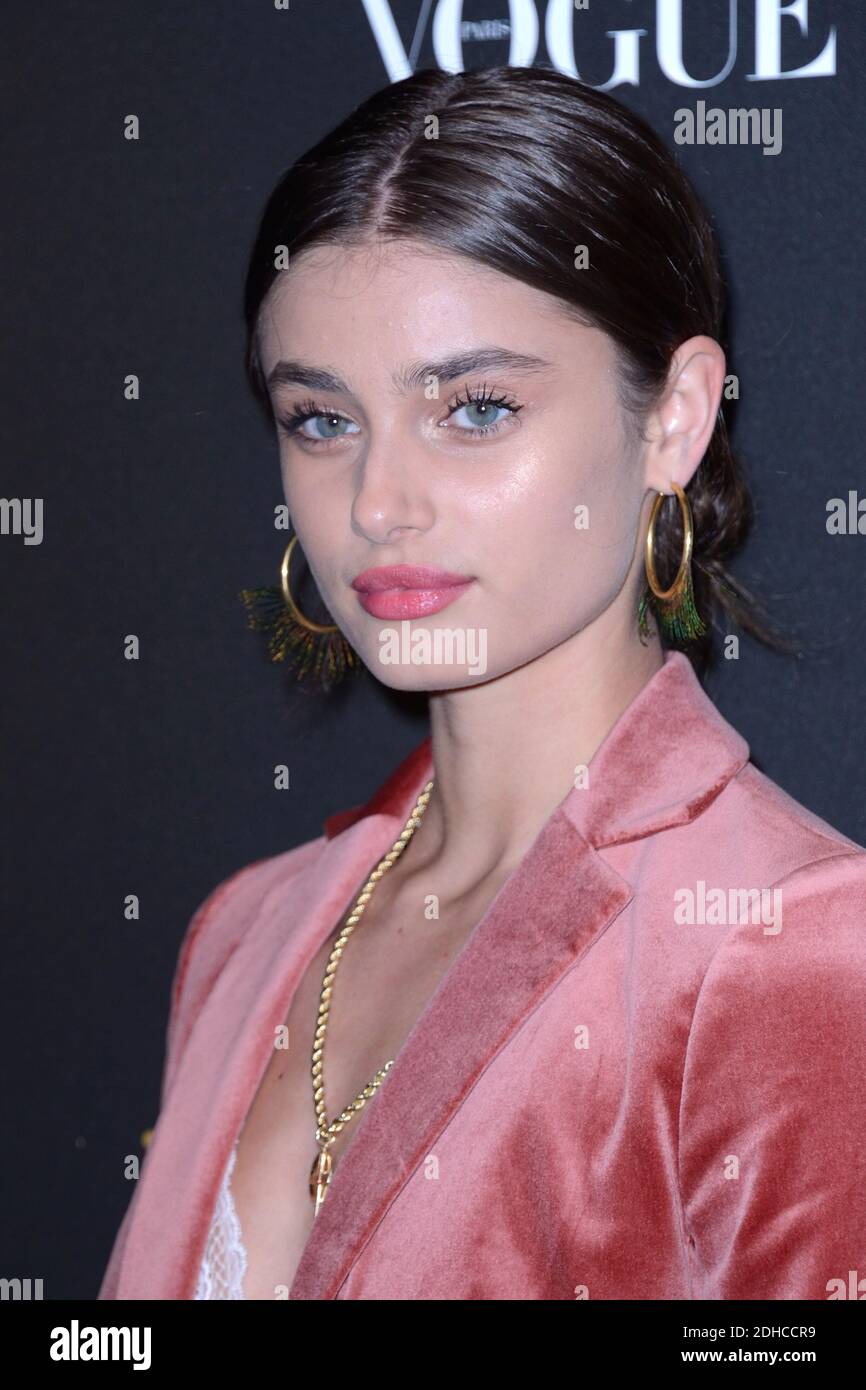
{"left": 367, "top": 663, "right": 496, "bottom": 693}
{"left": 353, "top": 616, "right": 492, "bottom": 685}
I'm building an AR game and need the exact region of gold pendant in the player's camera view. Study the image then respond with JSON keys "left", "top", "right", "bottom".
{"left": 309, "top": 1148, "right": 333, "bottom": 1216}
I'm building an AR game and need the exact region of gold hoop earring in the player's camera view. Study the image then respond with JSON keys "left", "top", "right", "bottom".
{"left": 638, "top": 480, "right": 706, "bottom": 643}
{"left": 239, "top": 534, "right": 361, "bottom": 690}
{"left": 279, "top": 535, "right": 338, "bottom": 635}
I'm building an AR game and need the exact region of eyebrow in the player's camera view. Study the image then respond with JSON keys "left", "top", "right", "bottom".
{"left": 265, "top": 346, "right": 556, "bottom": 395}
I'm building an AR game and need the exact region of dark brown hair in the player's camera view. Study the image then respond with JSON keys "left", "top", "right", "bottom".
{"left": 243, "top": 65, "right": 799, "bottom": 678}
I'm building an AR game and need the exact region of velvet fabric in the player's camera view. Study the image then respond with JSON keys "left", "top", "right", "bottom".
{"left": 98, "top": 650, "right": 866, "bottom": 1300}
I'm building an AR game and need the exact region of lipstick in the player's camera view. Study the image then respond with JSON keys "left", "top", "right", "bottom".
{"left": 351, "top": 565, "right": 475, "bottom": 620}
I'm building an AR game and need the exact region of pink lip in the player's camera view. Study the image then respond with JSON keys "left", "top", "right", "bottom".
{"left": 351, "top": 565, "right": 475, "bottom": 620}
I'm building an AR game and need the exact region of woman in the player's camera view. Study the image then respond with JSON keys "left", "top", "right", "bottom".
{"left": 99, "top": 66, "right": 866, "bottom": 1301}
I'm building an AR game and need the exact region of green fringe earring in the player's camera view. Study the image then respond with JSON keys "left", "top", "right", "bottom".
{"left": 638, "top": 481, "right": 707, "bottom": 643}
{"left": 239, "top": 534, "right": 362, "bottom": 690}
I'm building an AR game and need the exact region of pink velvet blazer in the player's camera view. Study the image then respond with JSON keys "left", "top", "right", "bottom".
{"left": 98, "top": 650, "right": 866, "bottom": 1300}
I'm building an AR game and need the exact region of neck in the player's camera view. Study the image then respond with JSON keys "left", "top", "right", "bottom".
{"left": 408, "top": 619, "right": 665, "bottom": 897}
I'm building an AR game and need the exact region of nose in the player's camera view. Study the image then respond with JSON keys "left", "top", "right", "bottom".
{"left": 351, "top": 444, "right": 435, "bottom": 547}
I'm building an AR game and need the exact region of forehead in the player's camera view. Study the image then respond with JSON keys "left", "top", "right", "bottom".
{"left": 255, "top": 239, "right": 610, "bottom": 385}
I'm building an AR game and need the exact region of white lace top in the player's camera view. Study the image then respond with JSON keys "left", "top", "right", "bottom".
{"left": 194, "top": 1143, "right": 248, "bottom": 1300}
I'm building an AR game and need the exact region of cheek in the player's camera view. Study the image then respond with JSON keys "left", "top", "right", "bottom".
{"left": 277, "top": 451, "right": 297, "bottom": 513}
{"left": 480, "top": 446, "right": 638, "bottom": 625}
{"left": 467, "top": 435, "right": 633, "bottom": 566}
{"left": 279, "top": 456, "right": 339, "bottom": 542}
{"left": 448, "top": 443, "right": 568, "bottom": 548}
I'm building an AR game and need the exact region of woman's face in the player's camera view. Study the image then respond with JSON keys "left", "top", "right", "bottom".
{"left": 256, "top": 238, "right": 650, "bottom": 690}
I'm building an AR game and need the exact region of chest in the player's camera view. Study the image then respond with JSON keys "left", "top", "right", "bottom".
{"left": 226, "top": 880, "right": 489, "bottom": 1297}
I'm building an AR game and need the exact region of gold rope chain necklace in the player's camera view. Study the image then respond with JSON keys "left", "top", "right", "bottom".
{"left": 308, "top": 778, "right": 436, "bottom": 1216}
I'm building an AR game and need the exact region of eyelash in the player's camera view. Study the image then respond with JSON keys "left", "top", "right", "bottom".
{"left": 275, "top": 383, "right": 524, "bottom": 448}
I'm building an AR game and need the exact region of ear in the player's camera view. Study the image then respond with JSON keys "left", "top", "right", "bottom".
{"left": 641, "top": 335, "right": 727, "bottom": 495}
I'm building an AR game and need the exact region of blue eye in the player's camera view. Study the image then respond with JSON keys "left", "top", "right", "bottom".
{"left": 450, "top": 399, "right": 510, "bottom": 431}
{"left": 278, "top": 404, "right": 360, "bottom": 443}
{"left": 302, "top": 414, "right": 359, "bottom": 440}
{"left": 445, "top": 385, "right": 522, "bottom": 437}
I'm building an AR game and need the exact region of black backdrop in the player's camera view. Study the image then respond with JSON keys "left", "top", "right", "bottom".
{"left": 2, "top": 0, "right": 864, "bottom": 1300}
